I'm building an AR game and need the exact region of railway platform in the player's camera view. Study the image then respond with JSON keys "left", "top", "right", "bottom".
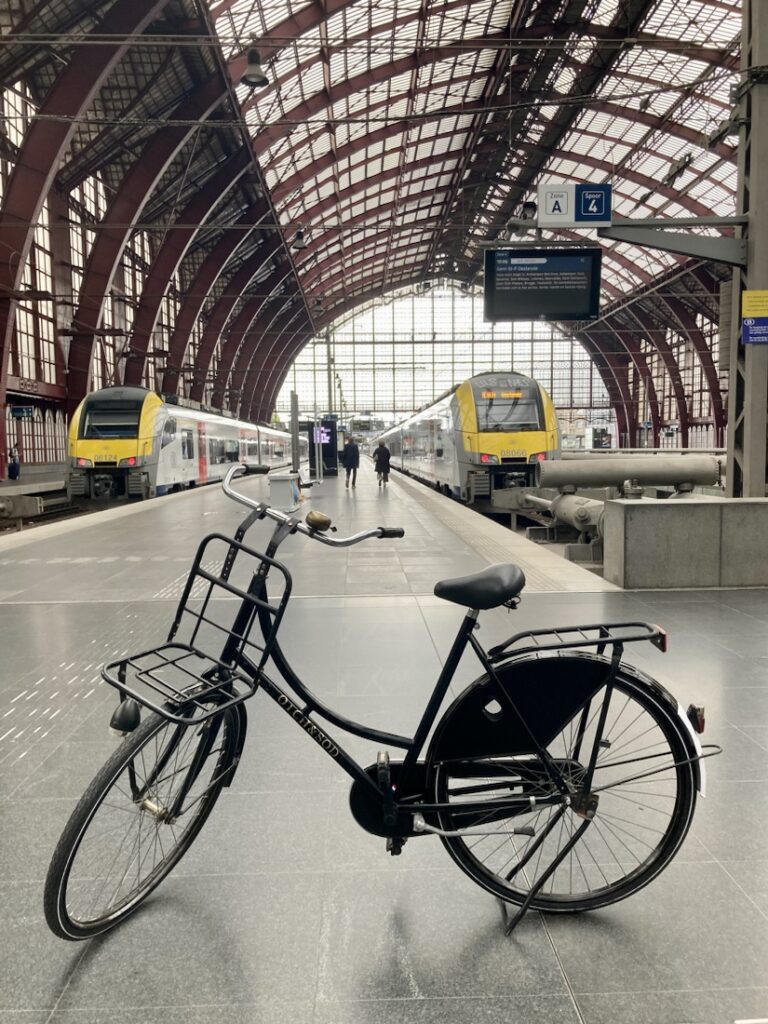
{"left": 0, "top": 464, "right": 766, "bottom": 1024}
{"left": 0, "top": 463, "right": 67, "bottom": 496}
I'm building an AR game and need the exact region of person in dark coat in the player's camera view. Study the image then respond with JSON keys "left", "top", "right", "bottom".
{"left": 340, "top": 437, "right": 360, "bottom": 488}
{"left": 373, "top": 440, "right": 391, "bottom": 487}
{"left": 8, "top": 446, "right": 20, "bottom": 481}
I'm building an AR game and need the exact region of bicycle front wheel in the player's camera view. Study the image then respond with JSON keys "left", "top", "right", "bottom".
{"left": 428, "top": 656, "right": 698, "bottom": 913}
{"left": 44, "top": 703, "right": 240, "bottom": 940}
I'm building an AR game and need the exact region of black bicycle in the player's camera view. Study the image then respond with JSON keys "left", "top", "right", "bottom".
{"left": 44, "top": 465, "right": 718, "bottom": 940}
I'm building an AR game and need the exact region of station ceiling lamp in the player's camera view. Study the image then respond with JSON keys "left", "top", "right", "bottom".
{"left": 240, "top": 45, "right": 269, "bottom": 89}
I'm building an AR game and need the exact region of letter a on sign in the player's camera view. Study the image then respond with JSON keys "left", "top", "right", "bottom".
{"left": 544, "top": 189, "right": 570, "bottom": 216}
{"left": 538, "top": 183, "right": 576, "bottom": 226}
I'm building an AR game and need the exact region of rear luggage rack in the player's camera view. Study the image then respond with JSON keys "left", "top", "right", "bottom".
{"left": 488, "top": 621, "right": 667, "bottom": 663}
{"left": 103, "top": 531, "right": 291, "bottom": 725}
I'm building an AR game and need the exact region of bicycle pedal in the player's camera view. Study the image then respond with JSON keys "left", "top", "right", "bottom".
{"left": 386, "top": 837, "right": 406, "bottom": 856}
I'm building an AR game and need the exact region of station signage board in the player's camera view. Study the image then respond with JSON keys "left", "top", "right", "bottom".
{"left": 537, "top": 183, "right": 613, "bottom": 228}
{"left": 10, "top": 406, "right": 33, "bottom": 420}
{"left": 741, "top": 290, "right": 768, "bottom": 345}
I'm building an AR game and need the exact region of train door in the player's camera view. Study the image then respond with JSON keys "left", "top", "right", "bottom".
{"left": 160, "top": 417, "right": 180, "bottom": 488}
{"left": 197, "top": 421, "right": 207, "bottom": 483}
{"left": 180, "top": 424, "right": 196, "bottom": 484}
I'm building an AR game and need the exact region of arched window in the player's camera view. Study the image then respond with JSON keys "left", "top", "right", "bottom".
{"left": 54, "top": 410, "right": 67, "bottom": 461}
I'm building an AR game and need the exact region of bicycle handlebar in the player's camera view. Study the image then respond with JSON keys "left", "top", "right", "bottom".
{"left": 379, "top": 527, "right": 405, "bottom": 539}
{"left": 222, "top": 465, "right": 404, "bottom": 547}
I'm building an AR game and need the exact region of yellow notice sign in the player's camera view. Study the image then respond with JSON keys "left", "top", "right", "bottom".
{"left": 742, "top": 290, "right": 768, "bottom": 317}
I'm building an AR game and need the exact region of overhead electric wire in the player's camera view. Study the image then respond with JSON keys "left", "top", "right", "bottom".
{"left": 0, "top": 31, "right": 741, "bottom": 55}
{"left": 0, "top": 69, "right": 739, "bottom": 132}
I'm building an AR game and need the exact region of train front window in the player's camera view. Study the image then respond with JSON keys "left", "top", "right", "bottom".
{"left": 80, "top": 403, "right": 142, "bottom": 439}
{"left": 472, "top": 379, "right": 543, "bottom": 433}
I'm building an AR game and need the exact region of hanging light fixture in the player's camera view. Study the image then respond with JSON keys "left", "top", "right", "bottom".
{"left": 240, "top": 46, "right": 269, "bottom": 89}
{"left": 292, "top": 227, "right": 308, "bottom": 251}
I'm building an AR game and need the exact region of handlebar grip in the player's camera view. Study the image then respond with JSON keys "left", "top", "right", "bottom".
{"left": 378, "top": 527, "right": 405, "bottom": 539}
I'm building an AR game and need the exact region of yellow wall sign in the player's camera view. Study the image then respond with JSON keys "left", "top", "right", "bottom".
{"left": 742, "top": 290, "right": 768, "bottom": 317}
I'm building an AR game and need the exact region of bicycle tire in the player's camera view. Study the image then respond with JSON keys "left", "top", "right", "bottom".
{"left": 44, "top": 704, "right": 240, "bottom": 940}
{"left": 427, "top": 653, "right": 698, "bottom": 913}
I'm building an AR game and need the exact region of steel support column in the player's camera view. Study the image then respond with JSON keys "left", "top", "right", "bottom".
{"left": 727, "top": 0, "right": 768, "bottom": 496}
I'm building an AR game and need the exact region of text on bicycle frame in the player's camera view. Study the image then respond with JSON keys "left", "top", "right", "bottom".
{"left": 276, "top": 693, "right": 340, "bottom": 757}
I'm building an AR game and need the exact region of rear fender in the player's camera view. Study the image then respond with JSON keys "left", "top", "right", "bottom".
{"left": 610, "top": 659, "right": 705, "bottom": 796}
{"left": 426, "top": 652, "right": 704, "bottom": 795}
{"left": 427, "top": 653, "right": 607, "bottom": 765}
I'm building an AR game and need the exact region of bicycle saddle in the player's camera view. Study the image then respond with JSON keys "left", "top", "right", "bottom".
{"left": 434, "top": 563, "right": 526, "bottom": 610}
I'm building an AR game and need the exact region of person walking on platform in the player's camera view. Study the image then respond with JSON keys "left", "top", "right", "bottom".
{"left": 373, "top": 439, "right": 391, "bottom": 487}
{"left": 8, "top": 446, "right": 20, "bottom": 482}
{"left": 340, "top": 436, "right": 360, "bottom": 488}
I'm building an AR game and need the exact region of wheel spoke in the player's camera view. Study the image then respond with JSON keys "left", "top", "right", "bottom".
{"left": 48, "top": 704, "right": 235, "bottom": 936}
{"left": 433, "top": 672, "right": 696, "bottom": 913}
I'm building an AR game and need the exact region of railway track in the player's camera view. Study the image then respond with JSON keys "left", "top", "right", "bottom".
{"left": 0, "top": 492, "right": 96, "bottom": 534}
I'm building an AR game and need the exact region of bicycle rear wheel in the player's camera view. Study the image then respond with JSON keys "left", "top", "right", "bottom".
{"left": 429, "top": 655, "right": 698, "bottom": 913}
{"left": 44, "top": 702, "right": 240, "bottom": 940}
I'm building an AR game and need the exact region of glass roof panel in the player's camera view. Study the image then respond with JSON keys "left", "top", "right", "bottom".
{"left": 209, "top": 0, "right": 741, "bottom": 316}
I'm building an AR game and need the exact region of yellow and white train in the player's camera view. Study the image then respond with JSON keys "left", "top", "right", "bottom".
{"left": 379, "top": 372, "right": 560, "bottom": 503}
{"left": 68, "top": 386, "right": 308, "bottom": 500}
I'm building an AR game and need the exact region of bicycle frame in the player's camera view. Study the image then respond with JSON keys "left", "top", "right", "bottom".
{"left": 211, "top": 507, "right": 598, "bottom": 827}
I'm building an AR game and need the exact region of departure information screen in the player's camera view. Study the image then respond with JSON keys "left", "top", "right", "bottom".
{"left": 484, "top": 248, "right": 602, "bottom": 321}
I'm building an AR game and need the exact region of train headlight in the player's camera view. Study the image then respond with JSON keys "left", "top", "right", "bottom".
{"left": 74, "top": 457, "right": 92, "bottom": 468}
{"left": 528, "top": 452, "right": 547, "bottom": 463}
{"left": 479, "top": 453, "right": 500, "bottom": 465}
{"left": 119, "top": 456, "right": 141, "bottom": 467}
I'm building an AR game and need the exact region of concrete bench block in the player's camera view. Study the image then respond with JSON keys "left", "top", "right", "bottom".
{"left": 720, "top": 500, "right": 768, "bottom": 586}
{"left": 604, "top": 499, "right": 720, "bottom": 588}
{"left": 604, "top": 497, "right": 768, "bottom": 589}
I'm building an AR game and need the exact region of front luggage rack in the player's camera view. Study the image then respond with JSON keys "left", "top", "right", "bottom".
{"left": 488, "top": 621, "right": 667, "bottom": 663}
{"left": 103, "top": 644, "right": 259, "bottom": 725}
{"left": 103, "top": 531, "right": 291, "bottom": 725}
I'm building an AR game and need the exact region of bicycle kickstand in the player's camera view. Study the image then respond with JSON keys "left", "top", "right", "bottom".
{"left": 497, "top": 817, "right": 592, "bottom": 936}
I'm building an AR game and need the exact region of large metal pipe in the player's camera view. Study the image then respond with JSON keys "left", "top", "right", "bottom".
{"left": 520, "top": 491, "right": 605, "bottom": 536}
{"left": 561, "top": 448, "right": 725, "bottom": 459}
{"left": 550, "top": 493, "right": 605, "bottom": 536}
{"left": 521, "top": 493, "right": 553, "bottom": 509}
{"left": 537, "top": 455, "right": 722, "bottom": 489}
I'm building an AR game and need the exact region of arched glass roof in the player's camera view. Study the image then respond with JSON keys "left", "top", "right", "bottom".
{"left": 211, "top": 0, "right": 741, "bottom": 315}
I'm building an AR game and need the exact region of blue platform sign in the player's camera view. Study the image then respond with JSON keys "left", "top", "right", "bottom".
{"left": 11, "top": 406, "right": 33, "bottom": 420}
{"left": 742, "top": 317, "right": 768, "bottom": 344}
{"left": 574, "top": 184, "right": 612, "bottom": 225}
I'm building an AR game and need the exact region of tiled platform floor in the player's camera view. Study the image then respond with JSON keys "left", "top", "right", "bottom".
{"left": 0, "top": 463, "right": 766, "bottom": 1024}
